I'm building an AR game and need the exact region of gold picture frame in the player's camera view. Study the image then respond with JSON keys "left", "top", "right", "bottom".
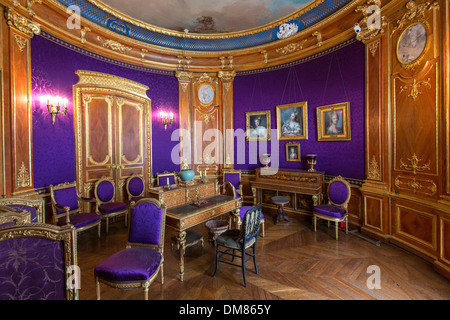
{"left": 276, "top": 101, "right": 308, "bottom": 140}
{"left": 246, "top": 110, "right": 271, "bottom": 141}
{"left": 317, "top": 102, "right": 351, "bottom": 141}
{"left": 285, "top": 142, "right": 301, "bottom": 162}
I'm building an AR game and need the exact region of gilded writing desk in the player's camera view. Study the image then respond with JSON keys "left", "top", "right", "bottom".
{"left": 165, "top": 194, "right": 240, "bottom": 281}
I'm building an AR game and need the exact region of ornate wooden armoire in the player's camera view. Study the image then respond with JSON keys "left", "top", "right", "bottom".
{"left": 73, "top": 71, "right": 151, "bottom": 202}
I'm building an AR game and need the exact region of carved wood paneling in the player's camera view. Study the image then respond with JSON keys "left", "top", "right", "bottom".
{"left": 391, "top": 199, "right": 438, "bottom": 260}
{"left": 3, "top": 9, "right": 40, "bottom": 195}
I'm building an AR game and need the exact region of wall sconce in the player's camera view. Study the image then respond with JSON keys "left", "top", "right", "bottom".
{"left": 41, "top": 95, "right": 68, "bottom": 125}
{"left": 160, "top": 111, "right": 173, "bottom": 131}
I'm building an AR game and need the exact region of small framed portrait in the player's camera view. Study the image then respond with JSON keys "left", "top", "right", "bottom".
{"left": 316, "top": 102, "right": 351, "bottom": 141}
{"left": 285, "top": 142, "right": 300, "bottom": 162}
{"left": 246, "top": 110, "right": 271, "bottom": 141}
{"left": 276, "top": 101, "right": 308, "bottom": 140}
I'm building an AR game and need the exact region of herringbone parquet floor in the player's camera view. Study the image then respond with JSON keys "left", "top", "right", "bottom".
{"left": 76, "top": 213, "right": 450, "bottom": 301}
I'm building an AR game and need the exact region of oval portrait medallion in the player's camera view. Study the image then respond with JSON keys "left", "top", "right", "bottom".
{"left": 198, "top": 84, "right": 214, "bottom": 106}
{"left": 397, "top": 22, "right": 428, "bottom": 68}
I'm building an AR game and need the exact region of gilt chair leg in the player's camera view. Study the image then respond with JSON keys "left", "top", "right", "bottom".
{"left": 335, "top": 223, "right": 339, "bottom": 240}
{"left": 313, "top": 216, "right": 317, "bottom": 232}
{"left": 144, "top": 286, "right": 149, "bottom": 300}
{"left": 95, "top": 278, "right": 101, "bottom": 300}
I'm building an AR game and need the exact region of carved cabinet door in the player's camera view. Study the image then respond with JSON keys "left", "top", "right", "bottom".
{"left": 76, "top": 91, "right": 150, "bottom": 201}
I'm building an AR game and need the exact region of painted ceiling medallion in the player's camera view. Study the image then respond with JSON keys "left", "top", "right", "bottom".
{"left": 53, "top": 0, "right": 352, "bottom": 51}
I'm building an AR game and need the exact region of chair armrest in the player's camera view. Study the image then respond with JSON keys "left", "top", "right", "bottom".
{"left": 54, "top": 203, "right": 71, "bottom": 225}
{"left": 80, "top": 196, "right": 96, "bottom": 203}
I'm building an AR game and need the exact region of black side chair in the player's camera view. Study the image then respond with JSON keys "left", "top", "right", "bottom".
{"left": 212, "top": 204, "right": 262, "bottom": 288}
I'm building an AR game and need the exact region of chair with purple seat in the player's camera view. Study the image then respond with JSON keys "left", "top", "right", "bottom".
{"left": 313, "top": 175, "right": 351, "bottom": 240}
{"left": 224, "top": 181, "right": 264, "bottom": 237}
{"left": 94, "top": 177, "right": 129, "bottom": 233}
{"left": 126, "top": 174, "right": 146, "bottom": 204}
{"left": 0, "top": 197, "right": 45, "bottom": 224}
{"left": 94, "top": 198, "right": 166, "bottom": 300}
{"left": 222, "top": 169, "right": 242, "bottom": 198}
{"left": 0, "top": 223, "right": 78, "bottom": 300}
{"left": 50, "top": 181, "right": 101, "bottom": 238}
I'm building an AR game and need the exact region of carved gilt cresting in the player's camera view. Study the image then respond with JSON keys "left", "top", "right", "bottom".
{"left": 354, "top": 0, "right": 387, "bottom": 44}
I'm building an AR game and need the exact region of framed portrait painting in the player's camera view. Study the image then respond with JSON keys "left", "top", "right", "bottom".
{"left": 246, "top": 111, "right": 271, "bottom": 141}
{"left": 316, "top": 102, "right": 351, "bottom": 141}
{"left": 285, "top": 142, "right": 300, "bottom": 162}
{"left": 276, "top": 102, "right": 308, "bottom": 140}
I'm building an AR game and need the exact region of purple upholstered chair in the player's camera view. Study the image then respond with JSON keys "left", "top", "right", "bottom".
{"left": 0, "top": 197, "right": 45, "bottom": 224}
{"left": 50, "top": 181, "right": 101, "bottom": 237}
{"left": 156, "top": 171, "right": 177, "bottom": 187}
{"left": 0, "top": 223, "right": 78, "bottom": 300}
{"left": 222, "top": 169, "right": 242, "bottom": 198}
{"left": 94, "top": 177, "right": 129, "bottom": 233}
{"left": 313, "top": 175, "right": 351, "bottom": 240}
{"left": 94, "top": 198, "right": 166, "bottom": 300}
{"left": 224, "top": 181, "right": 265, "bottom": 237}
{"left": 213, "top": 204, "right": 262, "bottom": 288}
{"left": 126, "top": 175, "right": 146, "bottom": 204}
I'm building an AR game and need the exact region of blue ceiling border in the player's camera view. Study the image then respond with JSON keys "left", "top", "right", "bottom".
{"left": 57, "top": 0, "right": 352, "bottom": 51}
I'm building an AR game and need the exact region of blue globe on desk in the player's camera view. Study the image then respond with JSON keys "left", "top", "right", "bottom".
{"left": 179, "top": 169, "right": 195, "bottom": 181}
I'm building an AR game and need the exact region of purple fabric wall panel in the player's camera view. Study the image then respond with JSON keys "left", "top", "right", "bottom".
{"left": 233, "top": 41, "right": 365, "bottom": 180}
{"left": 31, "top": 34, "right": 179, "bottom": 188}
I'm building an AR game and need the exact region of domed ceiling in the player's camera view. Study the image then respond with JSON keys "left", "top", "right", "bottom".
{"left": 100, "top": 0, "right": 314, "bottom": 33}
{"left": 55, "top": 0, "right": 353, "bottom": 51}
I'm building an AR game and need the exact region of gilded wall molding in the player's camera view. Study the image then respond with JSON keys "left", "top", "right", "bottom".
{"left": 13, "top": 33, "right": 27, "bottom": 52}
{"left": 368, "top": 155, "right": 381, "bottom": 180}
{"left": 97, "top": 36, "right": 132, "bottom": 55}
{"left": 6, "top": 8, "right": 40, "bottom": 37}
{"left": 399, "top": 78, "right": 431, "bottom": 101}
{"left": 276, "top": 40, "right": 307, "bottom": 55}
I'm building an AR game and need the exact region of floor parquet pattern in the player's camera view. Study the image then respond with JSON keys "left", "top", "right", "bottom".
{"left": 76, "top": 214, "right": 450, "bottom": 300}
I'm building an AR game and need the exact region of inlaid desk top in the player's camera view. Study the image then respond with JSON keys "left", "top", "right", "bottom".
{"left": 165, "top": 194, "right": 239, "bottom": 232}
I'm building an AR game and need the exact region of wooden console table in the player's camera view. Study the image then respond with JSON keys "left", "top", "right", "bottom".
{"left": 165, "top": 194, "right": 240, "bottom": 281}
{"left": 251, "top": 168, "right": 324, "bottom": 217}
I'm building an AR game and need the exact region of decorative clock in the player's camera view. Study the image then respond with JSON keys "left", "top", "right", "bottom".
{"left": 198, "top": 84, "right": 214, "bottom": 106}
{"left": 396, "top": 22, "right": 428, "bottom": 70}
